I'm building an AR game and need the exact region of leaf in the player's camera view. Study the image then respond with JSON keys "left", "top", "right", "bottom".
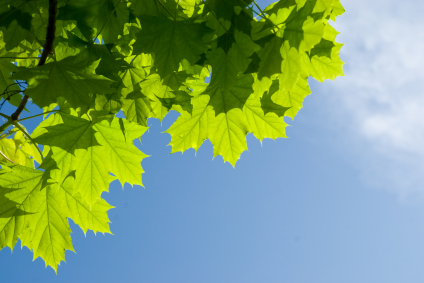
{"left": 279, "top": 40, "right": 301, "bottom": 91}
{"left": 13, "top": 56, "right": 115, "bottom": 109}
{"left": 203, "top": 0, "right": 252, "bottom": 22}
{"left": 0, "top": 166, "right": 71, "bottom": 271}
{"left": 0, "top": 165, "right": 113, "bottom": 271}
{"left": 0, "top": 1, "right": 35, "bottom": 50}
{"left": 128, "top": 0, "right": 158, "bottom": 17}
{"left": 0, "top": 137, "right": 33, "bottom": 167}
{"left": 132, "top": 15, "right": 211, "bottom": 77}
{"left": 203, "top": 40, "right": 255, "bottom": 114}
{"left": 301, "top": 41, "right": 344, "bottom": 82}
{"left": 269, "top": 75, "right": 311, "bottom": 119}
{"left": 0, "top": 58, "right": 20, "bottom": 98}
{"left": 57, "top": 0, "right": 129, "bottom": 43}
{"left": 166, "top": 77, "right": 289, "bottom": 166}
{"left": 330, "top": 0, "right": 345, "bottom": 21}
{"left": 33, "top": 112, "right": 148, "bottom": 205}
{"left": 123, "top": 90, "right": 153, "bottom": 127}
{"left": 256, "top": 35, "right": 284, "bottom": 79}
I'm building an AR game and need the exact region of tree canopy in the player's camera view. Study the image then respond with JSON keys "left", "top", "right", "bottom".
{"left": 0, "top": 0, "right": 344, "bottom": 271}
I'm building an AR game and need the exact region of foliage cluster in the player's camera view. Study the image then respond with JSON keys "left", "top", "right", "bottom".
{"left": 0, "top": 0, "right": 344, "bottom": 271}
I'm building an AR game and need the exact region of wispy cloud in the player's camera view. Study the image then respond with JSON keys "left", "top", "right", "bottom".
{"left": 320, "top": 0, "right": 424, "bottom": 198}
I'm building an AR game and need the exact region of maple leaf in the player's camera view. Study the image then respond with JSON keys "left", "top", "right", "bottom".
{"left": 132, "top": 15, "right": 211, "bottom": 77}
{"left": 204, "top": 32, "right": 257, "bottom": 114}
{"left": 0, "top": 1, "right": 35, "bottom": 50}
{"left": 33, "top": 112, "right": 148, "bottom": 206}
{"left": 0, "top": 131, "right": 40, "bottom": 167}
{"left": 13, "top": 56, "right": 115, "bottom": 109}
{"left": 166, "top": 81, "right": 289, "bottom": 166}
{"left": 203, "top": 0, "right": 253, "bottom": 22}
{"left": 57, "top": 0, "right": 129, "bottom": 43}
{"left": 0, "top": 165, "right": 112, "bottom": 272}
{"left": 268, "top": 76, "right": 311, "bottom": 119}
{"left": 122, "top": 88, "right": 153, "bottom": 126}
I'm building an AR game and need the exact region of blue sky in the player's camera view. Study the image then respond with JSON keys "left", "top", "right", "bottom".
{"left": 2, "top": 0, "right": 424, "bottom": 282}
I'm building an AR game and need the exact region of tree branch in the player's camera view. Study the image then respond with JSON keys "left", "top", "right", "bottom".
{"left": 10, "top": 0, "right": 58, "bottom": 122}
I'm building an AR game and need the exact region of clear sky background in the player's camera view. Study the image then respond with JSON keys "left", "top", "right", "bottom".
{"left": 2, "top": 0, "right": 424, "bottom": 282}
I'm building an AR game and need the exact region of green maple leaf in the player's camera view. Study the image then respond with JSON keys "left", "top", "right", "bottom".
{"left": 122, "top": 87, "right": 153, "bottom": 126}
{"left": 166, "top": 77, "right": 289, "bottom": 165}
{"left": 119, "top": 64, "right": 148, "bottom": 97}
{"left": 33, "top": 112, "right": 148, "bottom": 205}
{"left": 279, "top": 40, "right": 301, "bottom": 91}
{"left": 0, "top": 165, "right": 112, "bottom": 271}
{"left": 0, "top": 59, "right": 20, "bottom": 101}
{"left": 13, "top": 56, "right": 114, "bottom": 109}
{"left": 0, "top": 0, "right": 51, "bottom": 51}
{"left": 256, "top": 35, "right": 284, "bottom": 79}
{"left": 203, "top": 0, "right": 252, "bottom": 22}
{"left": 0, "top": 1, "right": 34, "bottom": 50}
{"left": 204, "top": 32, "right": 257, "bottom": 114}
{"left": 156, "top": 90, "right": 194, "bottom": 114}
{"left": 0, "top": 131, "right": 40, "bottom": 167}
{"left": 132, "top": 15, "right": 211, "bottom": 77}
{"left": 268, "top": 75, "right": 311, "bottom": 119}
{"left": 330, "top": 0, "right": 345, "bottom": 21}
{"left": 215, "top": 8, "right": 255, "bottom": 53}
{"left": 57, "top": 0, "right": 129, "bottom": 43}
{"left": 302, "top": 40, "right": 344, "bottom": 82}
{"left": 0, "top": 166, "right": 44, "bottom": 252}
{"left": 128, "top": 0, "right": 158, "bottom": 17}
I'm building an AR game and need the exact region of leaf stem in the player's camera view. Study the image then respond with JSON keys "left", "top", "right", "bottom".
{"left": 237, "top": 0, "right": 263, "bottom": 18}
{"left": 0, "top": 113, "right": 11, "bottom": 120}
{"left": 17, "top": 110, "right": 59, "bottom": 122}
{"left": 252, "top": 0, "right": 266, "bottom": 17}
{"left": 12, "top": 122, "right": 44, "bottom": 162}
{"left": 0, "top": 149, "right": 15, "bottom": 164}
{"left": 10, "top": 0, "right": 58, "bottom": 122}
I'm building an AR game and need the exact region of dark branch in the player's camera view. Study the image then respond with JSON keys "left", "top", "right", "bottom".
{"left": 11, "top": 0, "right": 58, "bottom": 122}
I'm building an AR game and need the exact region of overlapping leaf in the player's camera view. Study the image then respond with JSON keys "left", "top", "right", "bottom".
{"left": 0, "top": 165, "right": 112, "bottom": 271}
{"left": 57, "top": 0, "right": 129, "bottom": 43}
{"left": 13, "top": 56, "right": 114, "bottom": 109}
{"left": 33, "top": 111, "right": 148, "bottom": 206}
{"left": 132, "top": 15, "right": 211, "bottom": 77}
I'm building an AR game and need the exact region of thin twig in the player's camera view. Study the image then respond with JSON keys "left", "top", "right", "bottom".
{"left": 0, "top": 113, "right": 10, "bottom": 119}
{"left": 252, "top": 0, "right": 266, "bottom": 17}
{"left": 2, "top": 82, "right": 27, "bottom": 93}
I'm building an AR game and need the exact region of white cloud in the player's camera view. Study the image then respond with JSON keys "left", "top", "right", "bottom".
{"left": 320, "top": 0, "right": 424, "bottom": 198}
